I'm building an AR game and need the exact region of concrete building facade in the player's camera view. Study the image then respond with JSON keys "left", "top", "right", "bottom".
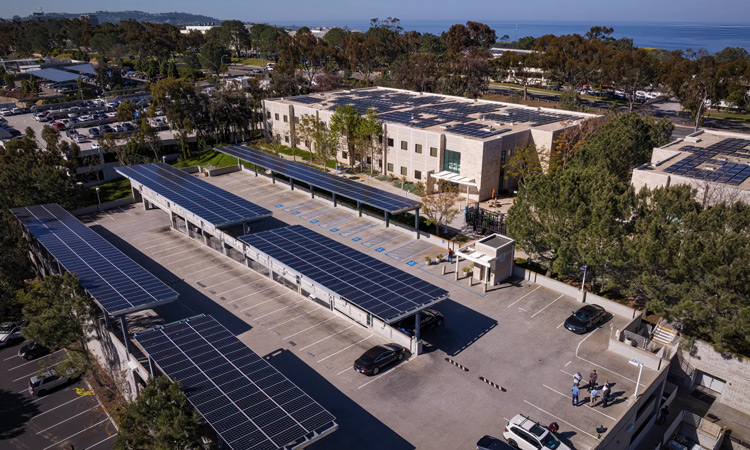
{"left": 263, "top": 87, "right": 597, "bottom": 201}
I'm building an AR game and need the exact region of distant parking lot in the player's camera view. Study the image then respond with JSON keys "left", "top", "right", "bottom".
{"left": 0, "top": 342, "right": 116, "bottom": 449}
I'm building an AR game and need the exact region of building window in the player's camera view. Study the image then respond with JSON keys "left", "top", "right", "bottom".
{"left": 387, "top": 138, "right": 394, "bottom": 147}
{"left": 414, "top": 170, "right": 422, "bottom": 180}
{"left": 387, "top": 163, "right": 394, "bottom": 172}
{"left": 266, "top": 111, "right": 271, "bottom": 119}
{"left": 342, "top": 151, "right": 348, "bottom": 159}
{"left": 400, "top": 166, "right": 407, "bottom": 176}
{"left": 274, "top": 113, "right": 279, "bottom": 121}
{"left": 415, "top": 144, "right": 422, "bottom": 154}
{"left": 443, "top": 149, "right": 461, "bottom": 173}
{"left": 430, "top": 147, "right": 438, "bottom": 157}
{"left": 401, "top": 140, "right": 408, "bottom": 150}
{"left": 283, "top": 115, "right": 288, "bottom": 123}
{"left": 284, "top": 135, "right": 289, "bottom": 143}
{"left": 294, "top": 116, "right": 299, "bottom": 123}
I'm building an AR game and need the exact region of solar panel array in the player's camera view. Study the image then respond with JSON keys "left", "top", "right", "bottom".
{"left": 446, "top": 123, "right": 512, "bottom": 139}
{"left": 218, "top": 145, "right": 422, "bottom": 213}
{"left": 664, "top": 155, "right": 750, "bottom": 186}
{"left": 27, "top": 68, "right": 80, "bottom": 83}
{"left": 116, "top": 163, "right": 271, "bottom": 228}
{"left": 11, "top": 204, "right": 178, "bottom": 316}
{"left": 679, "top": 138, "right": 750, "bottom": 161}
{"left": 64, "top": 63, "right": 97, "bottom": 76}
{"left": 378, "top": 110, "right": 450, "bottom": 129}
{"left": 135, "top": 314, "right": 336, "bottom": 450}
{"left": 285, "top": 95, "right": 321, "bottom": 105}
{"left": 239, "top": 225, "right": 449, "bottom": 323}
{"left": 484, "top": 108, "right": 572, "bottom": 126}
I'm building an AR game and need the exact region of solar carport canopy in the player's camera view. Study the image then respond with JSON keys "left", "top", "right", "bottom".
{"left": 239, "top": 225, "right": 449, "bottom": 323}
{"left": 27, "top": 68, "right": 80, "bottom": 83}
{"left": 64, "top": 63, "right": 97, "bottom": 76}
{"left": 219, "top": 145, "right": 422, "bottom": 214}
{"left": 116, "top": 163, "right": 271, "bottom": 228}
{"left": 135, "top": 314, "right": 337, "bottom": 450}
{"left": 10, "top": 204, "right": 178, "bottom": 316}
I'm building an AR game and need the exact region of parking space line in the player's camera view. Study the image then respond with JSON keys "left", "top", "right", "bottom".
{"left": 574, "top": 328, "right": 647, "bottom": 387}
{"left": 358, "top": 359, "right": 411, "bottom": 389}
{"left": 4, "top": 354, "right": 20, "bottom": 361}
{"left": 531, "top": 294, "right": 565, "bottom": 318}
{"left": 173, "top": 257, "right": 215, "bottom": 271}
{"left": 42, "top": 418, "right": 111, "bottom": 450}
{"left": 8, "top": 350, "right": 64, "bottom": 370}
{"left": 542, "top": 384, "right": 616, "bottom": 420}
{"left": 283, "top": 317, "right": 337, "bottom": 340}
{"left": 238, "top": 292, "right": 293, "bottom": 312}
{"left": 227, "top": 285, "right": 276, "bottom": 304}
{"left": 193, "top": 267, "right": 237, "bottom": 283}
{"left": 35, "top": 405, "right": 100, "bottom": 434}
{"left": 318, "top": 335, "right": 373, "bottom": 363}
{"left": 210, "top": 274, "right": 255, "bottom": 291}
{"left": 14, "top": 361, "right": 61, "bottom": 382}
{"left": 183, "top": 263, "right": 225, "bottom": 278}
{"left": 507, "top": 286, "right": 541, "bottom": 308}
{"left": 266, "top": 309, "right": 318, "bottom": 330}
{"left": 254, "top": 299, "right": 307, "bottom": 320}
{"left": 150, "top": 247, "right": 194, "bottom": 258}
{"left": 115, "top": 206, "right": 132, "bottom": 216}
{"left": 337, "top": 366, "right": 353, "bottom": 375}
{"left": 141, "top": 240, "right": 176, "bottom": 250}
{"left": 557, "top": 321, "right": 566, "bottom": 329}
{"left": 523, "top": 400, "right": 598, "bottom": 440}
{"left": 31, "top": 395, "right": 86, "bottom": 418}
{"left": 299, "top": 325, "right": 356, "bottom": 351}
{"left": 87, "top": 433, "right": 117, "bottom": 449}
{"left": 133, "top": 235, "right": 170, "bottom": 247}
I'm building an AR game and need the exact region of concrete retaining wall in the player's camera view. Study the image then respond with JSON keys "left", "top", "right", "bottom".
{"left": 70, "top": 196, "right": 135, "bottom": 217}
{"left": 610, "top": 333, "right": 665, "bottom": 370}
{"left": 584, "top": 292, "right": 639, "bottom": 319}
{"left": 180, "top": 165, "right": 200, "bottom": 174}
{"left": 205, "top": 165, "right": 241, "bottom": 177}
{"left": 372, "top": 317, "right": 416, "bottom": 353}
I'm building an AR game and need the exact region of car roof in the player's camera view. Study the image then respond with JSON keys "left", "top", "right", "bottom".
{"left": 509, "top": 414, "right": 548, "bottom": 436}
{"left": 579, "top": 304, "right": 603, "bottom": 313}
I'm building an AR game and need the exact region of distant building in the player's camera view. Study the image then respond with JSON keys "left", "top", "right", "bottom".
{"left": 631, "top": 129, "right": 750, "bottom": 206}
{"left": 80, "top": 14, "right": 99, "bottom": 26}
{"left": 181, "top": 23, "right": 217, "bottom": 34}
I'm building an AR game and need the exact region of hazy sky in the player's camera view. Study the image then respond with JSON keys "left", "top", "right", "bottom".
{"left": 6, "top": 0, "right": 750, "bottom": 24}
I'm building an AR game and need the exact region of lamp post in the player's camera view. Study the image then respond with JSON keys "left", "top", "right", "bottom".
{"left": 580, "top": 265, "right": 588, "bottom": 293}
{"left": 95, "top": 187, "right": 102, "bottom": 212}
{"left": 629, "top": 358, "right": 643, "bottom": 399}
{"left": 220, "top": 55, "right": 231, "bottom": 76}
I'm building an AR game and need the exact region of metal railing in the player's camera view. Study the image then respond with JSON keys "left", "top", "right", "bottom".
{"left": 465, "top": 205, "right": 507, "bottom": 235}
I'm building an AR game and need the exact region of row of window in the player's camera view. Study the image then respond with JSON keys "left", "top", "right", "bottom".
{"left": 385, "top": 163, "right": 423, "bottom": 180}
{"left": 387, "top": 138, "right": 438, "bottom": 157}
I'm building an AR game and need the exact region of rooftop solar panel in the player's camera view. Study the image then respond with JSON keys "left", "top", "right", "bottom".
{"left": 11, "top": 204, "right": 178, "bottom": 316}
{"left": 64, "top": 63, "right": 97, "bottom": 76}
{"left": 239, "top": 225, "right": 449, "bottom": 323}
{"left": 116, "top": 163, "right": 271, "bottom": 228}
{"left": 218, "top": 146, "right": 422, "bottom": 213}
{"left": 135, "top": 314, "right": 337, "bottom": 450}
{"left": 27, "top": 68, "right": 80, "bottom": 83}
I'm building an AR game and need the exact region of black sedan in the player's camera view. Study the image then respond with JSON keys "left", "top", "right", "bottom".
{"left": 354, "top": 344, "right": 405, "bottom": 376}
{"left": 477, "top": 435, "right": 516, "bottom": 450}
{"left": 564, "top": 304, "right": 607, "bottom": 334}
{"left": 17, "top": 340, "right": 50, "bottom": 360}
{"left": 395, "top": 308, "right": 444, "bottom": 337}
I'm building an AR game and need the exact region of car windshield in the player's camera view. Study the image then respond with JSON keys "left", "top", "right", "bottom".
{"left": 0, "top": 323, "right": 13, "bottom": 332}
{"left": 540, "top": 432, "right": 562, "bottom": 449}
{"left": 573, "top": 311, "right": 590, "bottom": 322}
{"left": 529, "top": 424, "right": 546, "bottom": 437}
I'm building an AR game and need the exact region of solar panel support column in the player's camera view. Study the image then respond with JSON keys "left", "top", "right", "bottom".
{"left": 272, "top": 172, "right": 276, "bottom": 184}
{"left": 311, "top": 186, "right": 315, "bottom": 199}
{"left": 254, "top": 165, "right": 258, "bottom": 177}
{"left": 414, "top": 311, "right": 421, "bottom": 354}
{"left": 120, "top": 316, "right": 131, "bottom": 361}
{"left": 333, "top": 193, "right": 337, "bottom": 207}
{"left": 357, "top": 201, "right": 362, "bottom": 217}
{"left": 415, "top": 209, "right": 420, "bottom": 239}
{"left": 147, "top": 356, "right": 155, "bottom": 377}
{"left": 104, "top": 313, "right": 111, "bottom": 329}
{"left": 384, "top": 211, "right": 389, "bottom": 228}
{"left": 290, "top": 179, "right": 294, "bottom": 191}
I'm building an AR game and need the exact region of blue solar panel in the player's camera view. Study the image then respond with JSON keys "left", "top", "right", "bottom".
{"left": 11, "top": 204, "right": 178, "bottom": 316}
{"left": 116, "top": 163, "right": 271, "bottom": 228}
{"left": 27, "top": 68, "right": 80, "bottom": 83}
{"left": 135, "top": 315, "right": 337, "bottom": 450}
{"left": 239, "top": 225, "right": 449, "bottom": 322}
{"left": 64, "top": 63, "right": 97, "bottom": 76}
{"left": 219, "top": 146, "right": 422, "bottom": 213}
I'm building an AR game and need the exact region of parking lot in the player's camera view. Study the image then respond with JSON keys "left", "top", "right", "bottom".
{"left": 0, "top": 342, "right": 116, "bottom": 449}
{"left": 70, "top": 167, "right": 663, "bottom": 449}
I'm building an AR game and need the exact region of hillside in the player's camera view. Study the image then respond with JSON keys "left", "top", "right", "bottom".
{"left": 20, "top": 10, "right": 220, "bottom": 25}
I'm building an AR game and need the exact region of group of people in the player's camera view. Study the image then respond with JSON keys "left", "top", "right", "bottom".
{"left": 570, "top": 370, "right": 612, "bottom": 408}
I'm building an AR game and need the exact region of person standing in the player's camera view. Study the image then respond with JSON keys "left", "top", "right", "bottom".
{"left": 588, "top": 370, "right": 598, "bottom": 392}
{"left": 590, "top": 388, "right": 600, "bottom": 407}
{"left": 573, "top": 371, "right": 582, "bottom": 387}
{"left": 571, "top": 385, "right": 580, "bottom": 406}
{"left": 448, "top": 248, "right": 454, "bottom": 264}
{"left": 602, "top": 382, "right": 611, "bottom": 408}
{"left": 658, "top": 404, "right": 669, "bottom": 424}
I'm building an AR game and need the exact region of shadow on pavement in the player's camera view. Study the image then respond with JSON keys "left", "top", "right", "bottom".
{"left": 0, "top": 388, "right": 41, "bottom": 440}
{"left": 425, "top": 299, "right": 498, "bottom": 357}
{"left": 265, "top": 348, "right": 415, "bottom": 450}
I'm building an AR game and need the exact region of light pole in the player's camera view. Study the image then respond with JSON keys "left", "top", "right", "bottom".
{"left": 220, "top": 55, "right": 231, "bottom": 76}
{"left": 95, "top": 187, "right": 102, "bottom": 212}
{"left": 580, "top": 265, "right": 588, "bottom": 293}
{"left": 629, "top": 358, "right": 643, "bottom": 399}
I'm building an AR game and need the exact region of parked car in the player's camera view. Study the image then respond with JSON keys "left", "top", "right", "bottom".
{"left": 100, "top": 124, "right": 114, "bottom": 134}
{"left": 17, "top": 340, "right": 50, "bottom": 360}
{"left": 0, "top": 108, "right": 13, "bottom": 116}
{"left": 354, "top": 344, "right": 406, "bottom": 376}
{"left": 32, "top": 112, "right": 48, "bottom": 121}
{"left": 88, "top": 128, "right": 101, "bottom": 137}
{"left": 564, "top": 304, "right": 608, "bottom": 334}
{"left": 503, "top": 415, "right": 570, "bottom": 450}
{"left": 0, "top": 321, "right": 25, "bottom": 347}
{"left": 123, "top": 122, "right": 136, "bottom": 132}
{"left": 52, "top": 122, "right": 66, "bottom": 131}
{"left": 112, "top": 124, "right": 125, "bottom": 132}
{"left": 395, "top": 308, "right": 444, "bottom": 337}
{"left": 477, "top": 435, "right": 516, "bottom": 450}
{"left": 72, "top": 134, "right": 88, "bottom": 143}
{"left": 28, "top": 368, "right": 74, "bottom": 397}
{"left": 91, "top": 142, "right": 101, "bottom": 150}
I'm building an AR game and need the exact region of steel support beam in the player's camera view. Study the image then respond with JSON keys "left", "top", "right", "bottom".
{"left": 414, "top": 209, "right": 420, "bottom": 239}
{"left": 120, "top": 316, "right": 131, "bottom": 361}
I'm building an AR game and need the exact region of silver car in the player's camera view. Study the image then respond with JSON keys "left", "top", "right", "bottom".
{"left": 28, "top": 368, "right": 72, "bottom": 397}
{"left": 0, "top": 321, "right": 24, "bottom": 347}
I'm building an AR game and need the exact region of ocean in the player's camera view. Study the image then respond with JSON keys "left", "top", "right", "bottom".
{"left": 270, "top": 20, "right": 750, "bottom": 53}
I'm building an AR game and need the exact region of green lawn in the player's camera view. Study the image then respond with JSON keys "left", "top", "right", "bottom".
{"left": 173, "top": 150, "right": 239, "bottom": 169}
{"left": 85, "top": 177, "right": 133, "bottom": 204}
{"left": 705, "top": 111, "right": 750, "bottom": 122}
{"left": 232, "top": 57, "right": 265, "bottom": 66}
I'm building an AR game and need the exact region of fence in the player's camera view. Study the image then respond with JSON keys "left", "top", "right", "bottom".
{"left": 465, "top": 205, "right": 507, "bottom": 235}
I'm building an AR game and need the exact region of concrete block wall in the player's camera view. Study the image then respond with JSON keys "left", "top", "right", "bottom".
{"left": 679, "top": 339, "right": 750, "bottom": 415}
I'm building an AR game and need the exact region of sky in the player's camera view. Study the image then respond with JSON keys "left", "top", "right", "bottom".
{"left": 6, "top": 0, "right": 750, "bottom": 24}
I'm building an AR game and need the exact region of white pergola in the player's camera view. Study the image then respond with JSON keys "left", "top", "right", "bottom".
{"left": 455, "top": 245, "right": 494, "bottom": 284}
{"left": 430, "top": 170, "right": 477, "bottom": 203}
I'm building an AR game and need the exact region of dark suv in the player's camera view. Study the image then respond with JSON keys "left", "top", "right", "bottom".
{"left": 395, "top": 309, "right": 444, "bottom": 337}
